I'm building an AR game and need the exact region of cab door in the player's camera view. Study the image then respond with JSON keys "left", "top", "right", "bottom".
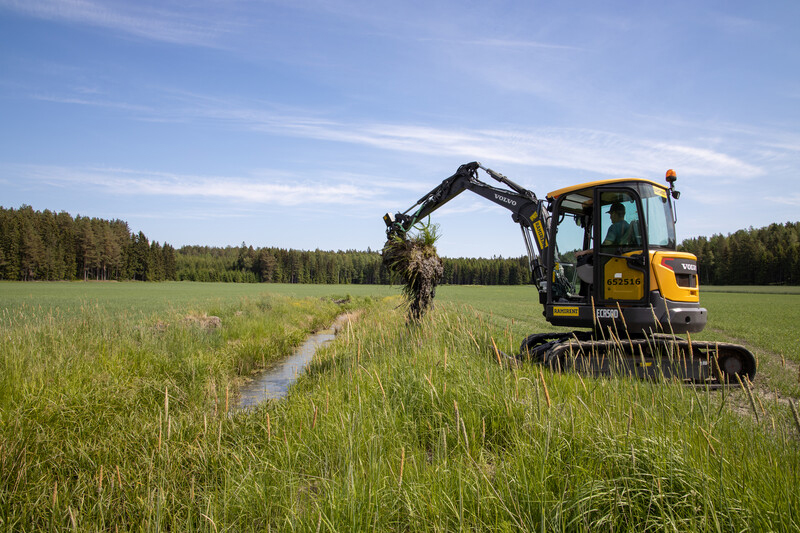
{"left": 593, "top": 187, "right": 649, "bottom": 306}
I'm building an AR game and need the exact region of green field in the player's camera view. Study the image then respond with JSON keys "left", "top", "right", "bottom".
{"left": 0, "top": 281, "right": 395, "bottom": 318}
{"left": 1, "top": 282, "right": 799, "bottom": 531}
{"left": 704, "top": 285, "right": 800, "bottom": 295}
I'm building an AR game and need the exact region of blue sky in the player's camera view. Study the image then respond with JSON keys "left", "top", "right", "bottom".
{"left": 1, "top": 0, "right": 798, "bottom": 258}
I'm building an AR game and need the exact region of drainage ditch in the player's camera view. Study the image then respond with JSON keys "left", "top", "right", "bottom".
{"left": 237, "top": 313, "right": 354, "bottom": 408}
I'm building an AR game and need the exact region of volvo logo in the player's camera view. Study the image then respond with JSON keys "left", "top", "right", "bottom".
{"left": 494, "top": 194, "right": 517, "bottom": 206}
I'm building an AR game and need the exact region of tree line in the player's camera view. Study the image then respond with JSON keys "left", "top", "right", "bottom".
{"left": 0, "top": 206, "right": 532, "bottom": 284}
{"left": 678, "top": 222, "right": 800, "bottom": 285}
{"left": 176, "top": 244, "right": 533, "bottom": 285}
{"left": 3, "top": 205, "right": 797, "bottom": 285}
{"left": 0, "top": 206, "right": 176, "bottom": 281}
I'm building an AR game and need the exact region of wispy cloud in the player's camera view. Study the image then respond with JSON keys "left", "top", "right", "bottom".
{"left": 118, "top": 92, "right": 759, "bottom": 179}
{"left": 436, "top": 200, "right": 506, "bottom": 218}
{"left": 712, "top": 12, "right": 765, "bottom": 35}
{"left": 113, "top": 206, "right": 257, "bottom": 221}
{"left": 0, "top": 0, "right": 235, "bottom": 47}
{"left": 14, "top": 165, "right": 391, "bottom": 206}
{"left": 23, "top": 79, "right": 776, "bottom": 183}
{"left": 418, "top": 37, "right": 581, "bottom": 51}
{"left": 247, "top": 119, "right": 764, "bottom": 179}
{"left": 31, "top": 93, "right": 154, "bottom": 113}
{"left": 765, "top": 193, "right": 800, "bottom": 207}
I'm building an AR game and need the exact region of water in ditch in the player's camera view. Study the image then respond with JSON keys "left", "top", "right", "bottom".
{"left": 237, "top": 322, "right": 339, "bottom": 408}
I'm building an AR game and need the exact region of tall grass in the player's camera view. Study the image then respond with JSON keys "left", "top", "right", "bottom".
{"left": 0, "top": 291, "right": 356, "bottom": 530}
{"left": 1, "top": 284, "right": 798, "bottom": 531}
{"left": 267, "top": 301, "right": 800, "bottom": 531}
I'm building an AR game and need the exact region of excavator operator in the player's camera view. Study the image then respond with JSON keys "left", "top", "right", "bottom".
{"left": 602, "top": 202, "right": 631, "bottom": 246}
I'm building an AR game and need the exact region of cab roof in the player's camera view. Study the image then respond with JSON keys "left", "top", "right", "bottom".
{"left": 546, "top": 177, "right": 668, "bottom": 201}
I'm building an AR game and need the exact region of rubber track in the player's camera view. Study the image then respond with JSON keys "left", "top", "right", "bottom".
{"left": 521, "top": 334, "right": 756, "bottom": 385}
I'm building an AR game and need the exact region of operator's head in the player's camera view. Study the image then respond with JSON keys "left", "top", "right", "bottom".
{"left": 607, "top": 202, "right": 625, "bottom": 221}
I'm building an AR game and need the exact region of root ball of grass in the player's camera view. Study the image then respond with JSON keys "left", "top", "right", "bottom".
{"left": 382, "top": 228, "right": 443, "bottom": 322}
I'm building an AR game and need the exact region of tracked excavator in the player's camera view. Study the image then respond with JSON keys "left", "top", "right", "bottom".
{"left": 383, "top": 162, "right": 756, "bottom": 384}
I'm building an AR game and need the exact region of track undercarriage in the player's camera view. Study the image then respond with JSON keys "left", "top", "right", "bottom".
{"left": 519, "top": 332, "right": 757, "bottom": 386}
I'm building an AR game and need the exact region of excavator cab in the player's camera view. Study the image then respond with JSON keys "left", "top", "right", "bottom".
{"left": 545, "top": 178, "right": 705, "bottom": 335}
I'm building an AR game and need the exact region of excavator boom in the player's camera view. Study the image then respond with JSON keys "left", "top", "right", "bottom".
{"left": 384, "top": 162, "right": 551, "bottom": 295}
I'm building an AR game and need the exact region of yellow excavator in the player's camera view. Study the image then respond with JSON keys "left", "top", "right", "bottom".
{"left": 384, "top": 162, "right": 756, "bottom": 384}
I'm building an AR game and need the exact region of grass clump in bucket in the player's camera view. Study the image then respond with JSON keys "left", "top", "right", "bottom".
{"left": 382, "top": 221, "right": 443, "bottom": 322}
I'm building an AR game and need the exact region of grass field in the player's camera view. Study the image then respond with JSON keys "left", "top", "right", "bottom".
{"left": 1, "top": 282, "right": 799, "bottom": 531}
{"left": 0, "top": 281, "right": 395, "bottom": 319}
{"left": 703, "top": 285, "right": 800, "bottom": 295}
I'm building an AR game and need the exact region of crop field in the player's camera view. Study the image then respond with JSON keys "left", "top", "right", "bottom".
{"left": 0, "top": 281, "right": 396, "bottom": 319}
{"left": 700, "top": 291, "right": 800, "bottom": 360}
{"left": 704, "top": 285, "right": 800, "bottom": 295}
{"left": 1, "top": 282, "right": 799, "bottom": 531}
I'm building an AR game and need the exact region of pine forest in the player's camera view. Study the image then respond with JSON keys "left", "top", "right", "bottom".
{"left": 1, "top": 205, "right": 798, "bottom": 286}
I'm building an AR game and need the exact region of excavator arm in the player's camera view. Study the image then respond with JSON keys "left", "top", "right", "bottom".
{"left": 383, "top": 162, "right": 551, "bottom": 294}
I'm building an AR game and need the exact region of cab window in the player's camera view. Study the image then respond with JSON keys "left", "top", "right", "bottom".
{"left": 552, "top": 191, "right": 593, "bottom": 300}
{"left": 638, "top": 185, "right": 675, "bottom": 248}
{"left": 599, "top": 191, "right": 641, "bottom": 248}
